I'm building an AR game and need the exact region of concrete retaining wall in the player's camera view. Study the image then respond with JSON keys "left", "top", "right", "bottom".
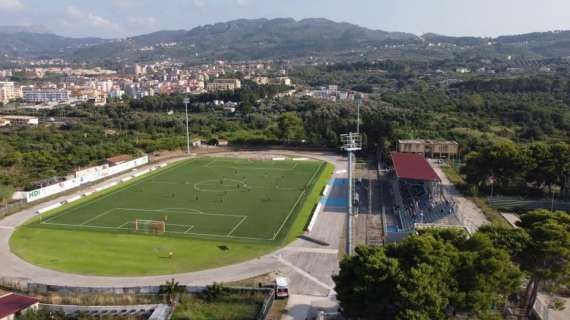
{"left": 40, "top": 303, "right": 169, "bottom": 319}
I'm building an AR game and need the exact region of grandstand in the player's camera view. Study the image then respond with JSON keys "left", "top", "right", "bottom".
{"left": 390, "top": 152, "right": 456, "bottom": 232}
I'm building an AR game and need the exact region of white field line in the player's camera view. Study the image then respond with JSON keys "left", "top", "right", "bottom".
{"left": 271, "top": 162, "right": 325, "bottom": 240}
{"left": 118, "top": 221, "right": 132, "bottom": 229}
{"left": 39, "top": 158, "right": 321, "bottom": 242}
{"left": 183, "top": 226, "right": 195, "bottom": 234}
{"left": 227, "top": 216, "right": 247, "bottom": 236}
{"left": 43, "top": 160, "right": 189, "bottom": 223}
{"left": 149, "top": 181, "right": 181, "bottom": 185}
{"left": 115, "top": 207, "right": 247, "bottom": 219}
{"left": 42, "top": 221, "right": 129, "bottom": 230}
{"left": 80, "top": 209, "right": 114, "bottom": 226}
{"left": 166, "top": 223, "right": 195, "bottom": 227}
{"left": 41, "top": 218, "right": 272, "bottom": 241}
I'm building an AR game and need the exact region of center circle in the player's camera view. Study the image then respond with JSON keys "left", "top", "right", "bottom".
{"left": 194, "top": 179, "right": 247, "bottom": 193}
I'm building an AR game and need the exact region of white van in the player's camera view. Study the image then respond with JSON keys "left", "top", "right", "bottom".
{"left": 274, "top": 276, "right": 289, "bottom": 299}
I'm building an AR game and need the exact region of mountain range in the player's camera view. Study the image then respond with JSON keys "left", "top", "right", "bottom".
{"left": 2, "top": 18, "right": 570, "bottom": 63}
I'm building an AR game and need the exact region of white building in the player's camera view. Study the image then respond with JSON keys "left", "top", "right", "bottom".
{"left": 0, "top": 116, "right": 39, "bottom": 126}
{"left": 0, "top": 82, "right": 22, "bottom": 104}
{"left": 22, "top": 87, "right": 70, "bottom": 103}
{"left": 272, "top": 77, "right": 292, "bottom": 86}
{"left": 108, "top": 88, "right": 126, "bottom": 99}
{"left": 207, "top": 79, "right": 242, "bottom": 92}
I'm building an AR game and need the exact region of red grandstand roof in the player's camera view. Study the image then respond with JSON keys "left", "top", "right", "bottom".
{"left": 391, "top": 152, "right": 441, "bottom": 182}
{"left": 0, "top": 293, "right": 39, "bottom": 319}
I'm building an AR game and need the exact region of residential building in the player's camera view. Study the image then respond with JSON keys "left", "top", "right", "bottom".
{"left": 0, "top": 116, "right": 39, "bottom": 126}
{"left": 398, "top": 139, "right": 459, "bottom": 159}
{"left": 108, "top": 88, "right": 125, "bottom": 99}
{"left": 0, "top": 82, "right": 22, "bottom": 104}
{"left": 22, "top": 87, "right": 70, "bottom": 103}
{"left": 253, "top": 76, "right": 270, "bottom": 85}
{"left": 271, "top": 77, "right": 292, "bottom": 86}
{"left": 207, "top": 79, "right": 242, "bottom": 92}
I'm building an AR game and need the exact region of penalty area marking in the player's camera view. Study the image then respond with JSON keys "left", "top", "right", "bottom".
{"left": 227, "top": 216, "right": 247, "bottom": 236}
{"left": 42, "top": 207, "right": 268, "bottom": 240}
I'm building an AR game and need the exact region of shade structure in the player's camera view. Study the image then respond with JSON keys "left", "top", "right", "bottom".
{"left": 391, "top": 152, "right": 441, "bottom": 182}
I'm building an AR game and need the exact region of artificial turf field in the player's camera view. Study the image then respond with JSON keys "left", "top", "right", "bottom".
{"left": 10, "top": 157, "right": 333, "bottom": 276}
{"left": 36, "top": 158, "right": 324, "bottom": 242}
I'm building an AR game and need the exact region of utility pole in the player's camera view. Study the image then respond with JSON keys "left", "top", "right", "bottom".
{"left": 184, "top": 98, "right": 191, "bottom": 154}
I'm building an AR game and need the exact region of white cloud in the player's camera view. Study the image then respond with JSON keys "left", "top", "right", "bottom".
{"left": 64, "top": 6, "right": 83, "bottom": 19}
{"left": 0, "top": 0, "right": 24, "bottom": 12}
{"left": 111, "top": 0, "right": 137, "bottom": 9}
{"left": 236, "top": 0, "right": 255, "bottom": 7}
{"left": 127, "top": 16, "right": 158, "bottom": 27}
{"left": 191, "top": 0, "right": 255, "bottom": 8}
{"left": 65, "top": 6, "right": 120, "bottom": 31}
{"left": 192, "top": 0, "right": 206, "bottom": 8}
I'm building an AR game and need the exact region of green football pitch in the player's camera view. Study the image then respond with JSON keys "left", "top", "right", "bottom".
{"left": 31, "top": 157, "right": 325, "bottom": 243}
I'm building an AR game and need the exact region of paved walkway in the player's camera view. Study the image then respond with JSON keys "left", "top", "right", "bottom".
{"left": 537, "top": 293, "right": 570, "bottom": 320}
{"left": 431, "top": 162, "right": 489, "bottom": 233}
{"left": 0, "top": 150, "right": 346, "bottom": 307}
{"left": 282, "top": 294, "right": 341, "bottom": 320}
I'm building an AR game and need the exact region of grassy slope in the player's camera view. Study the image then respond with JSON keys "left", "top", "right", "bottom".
{"left": 173, "top": 293, "right": 266, "bottom": 320}
{"left": 9, "top": 161, "right": 334, "bottom": 276}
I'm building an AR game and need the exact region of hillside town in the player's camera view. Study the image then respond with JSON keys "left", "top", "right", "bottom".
{"left": 0, "top": 61, "right": 294, "bottom": 108}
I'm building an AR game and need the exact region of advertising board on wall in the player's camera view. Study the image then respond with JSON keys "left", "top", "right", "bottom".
{"left": 26, "top": 155, "right": 149, "bottom": 203}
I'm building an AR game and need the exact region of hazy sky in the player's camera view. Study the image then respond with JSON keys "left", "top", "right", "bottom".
{"left": 0, "top": 0, "right": 569, "bottom": 38}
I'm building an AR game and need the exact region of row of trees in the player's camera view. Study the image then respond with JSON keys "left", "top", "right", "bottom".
{"left": 462, "top": 141, "right": 570, "bottom": 197}
{"left": 334, "top": 210, "right": 570, "bottom": 320}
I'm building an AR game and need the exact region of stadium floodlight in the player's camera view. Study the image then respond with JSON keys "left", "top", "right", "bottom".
{"left": 356, "top": 97, "right": 362, "bottom": 134}
{"left": 341, "top": 133, "right": 362, "bottom": 152}
{"left": 341, "top": 132, "right": 361, "bottom": 256}
{"left": 184, "top": 98, "right": 191, "bottom": 154}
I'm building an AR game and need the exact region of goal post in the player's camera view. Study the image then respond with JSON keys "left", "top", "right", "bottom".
{"left": 134, "top": 219, "right": 166, "bottom": 234}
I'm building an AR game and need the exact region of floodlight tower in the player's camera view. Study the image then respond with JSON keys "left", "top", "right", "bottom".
{"left": 341, "top": 132, "right": 361, "bottom": 256}
{"left": 184, "top": 98, "right": 191, "bottom": 154}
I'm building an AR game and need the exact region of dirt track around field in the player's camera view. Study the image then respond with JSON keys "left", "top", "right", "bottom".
{"left": 0, "top": 149, "right": 347, "bottom": 304}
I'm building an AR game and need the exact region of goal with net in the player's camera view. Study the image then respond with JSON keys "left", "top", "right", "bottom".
{"left": 134, "top": 219, "right": 166, "bottom": 234}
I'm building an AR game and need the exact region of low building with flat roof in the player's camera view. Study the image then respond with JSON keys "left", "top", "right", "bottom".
{"left": 22, "top": 87, "right": 70, "bottom": 103}
{"left": 192, "top": 138, "right": 202, "bottom": 147}
{"left": 398, "top": 139, "right": 459, "bottom": 159}
{"left": 0, "top": 115, "right": 39, "bottom": 126}
{"left": 106, "top": 154, "right": 131, "bottom": 166}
